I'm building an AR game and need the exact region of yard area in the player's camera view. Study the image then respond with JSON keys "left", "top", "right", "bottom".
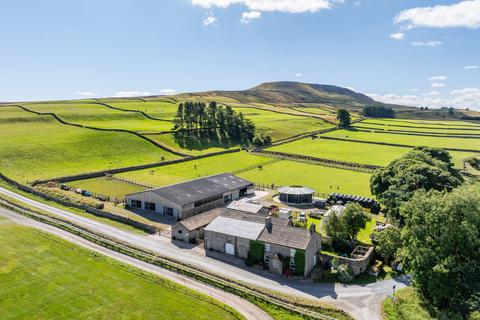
{"left": 0, "top": 222, "right": 242, "bottom": 320}
{"left": 0, "top": 107, "right": 178, "bottom": 183}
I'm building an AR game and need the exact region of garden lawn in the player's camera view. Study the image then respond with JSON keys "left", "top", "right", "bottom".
{"left": 0, "top": 107, "right": 178, "bottom": 183}
{"left": 231, "top": 107, "right": 333, "bottom": 140}
{"left": 0, "top": 222, "right": 242, "bottom": 320}
{"left": 24, "top": 102, "right": 173, "bottom": 132}
{"left": 238, "top": 160, "right": 373, "bottom": 197}
{"left": 383, "top": 287, "right": 433, "bottom": 320}
{"left": 323, "top": 129, "right": 480, "bottom": 152}
{"left": 117, "top": 151, "right": 271, "bottom": 187}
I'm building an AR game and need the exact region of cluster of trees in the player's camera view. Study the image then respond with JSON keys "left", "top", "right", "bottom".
{"left": 361, "top": 105, "right": 395, "bottom": 118}
{"left": 370, "top": 147, "right": 479, "bottom": 319}
{"left": 336, "top": 109, "right": 351, "bottom": 128}
{"left": 371, "top": 147, "right": 463, "bottom": 221}
{"left": 324, "top": 203, "right": 369, "bottom": 252}
{"left": 172, "top": 101, "right": 256, "bottom": 142}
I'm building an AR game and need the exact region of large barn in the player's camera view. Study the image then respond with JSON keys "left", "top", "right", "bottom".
{"left": 124, "top": 173, "right": 254, "bottom": 220}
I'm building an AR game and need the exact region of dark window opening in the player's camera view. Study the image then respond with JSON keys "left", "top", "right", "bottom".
{"left": 144, "top": 202, "right": 156, "bottom": 211}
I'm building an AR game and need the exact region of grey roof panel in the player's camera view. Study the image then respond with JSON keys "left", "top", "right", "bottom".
{"left": 205, "top": 216, "right": 265, "bottom": 240}
{"left": 259, "top": 225, "right": 314, "bottom": 250}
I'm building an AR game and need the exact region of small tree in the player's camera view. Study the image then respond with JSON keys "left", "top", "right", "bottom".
{"left": 336, "top": 109, "right": 351, "bottom": 128}
{"left": 342, "top": 203, "right": 369, "bottom": 241}
{"left": 373, "top": 226, "right": 402, "bottom": 265}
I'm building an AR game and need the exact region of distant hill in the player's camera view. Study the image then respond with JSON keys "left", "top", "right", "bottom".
{"left": 174, "top": 81, "right": 415, "bottom": 111}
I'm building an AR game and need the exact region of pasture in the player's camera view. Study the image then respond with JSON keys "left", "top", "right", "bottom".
{"left": 353, "top": 122, "right": 480, "bottom": 135}
{"left": 267, "top": 137, "right": 476, "bottom": 168}
{"left": 323, "top": 129, "right": 480, "bottom": 151}
{"left": 231, "top": 107, "right": 333, "bottom": 140}
{"left": 0, "top": 222, "right": 242, "bottom": 320}
{"left": 0, "top": 106, "right": 178, "bottom": 183}
{"left": 68, "top": 176, "right": 146, "bottom": 198}
{"left": 143, "top": 133, "right": 239, "bottom": 155}
{"left": 107, "top": 101, "right": 179, "bottom": 120}
{"left": 24, "top": 102, "right": 174, "bottom": 132}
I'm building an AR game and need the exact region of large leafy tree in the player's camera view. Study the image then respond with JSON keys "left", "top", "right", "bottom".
{"left": 325, "top": 203, "right": 368, "bottom": 242}
{"left": 336, "top": 109, "right": 351, "bottom": 128}
{"left": 373, "top": 225, "right": 401, "bottom": 265}
{"left": 401, "top": 184, "right": 480, "bottom": 318}
{"left": 371, "top": 147, "right": 463, "bottom": 221}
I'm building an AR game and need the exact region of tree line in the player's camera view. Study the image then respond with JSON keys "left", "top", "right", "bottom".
{"left": 172, "top": 101, "right": 256, "bottom": 142}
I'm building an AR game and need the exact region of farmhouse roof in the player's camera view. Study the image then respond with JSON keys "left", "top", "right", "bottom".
{"left": 127, "top": 173, "right": 253, "bottom": 206}
{"left": 205, "top": 216, "right": 265, "bottom": 240}
{"left": 258, "top": 224, "right": 316, "bottom": 250}
{"left": 226, "top": 201, "right": 264, "bottom": 214}
{"left": 179, "top": 208, "right": 222, "bottom": 231}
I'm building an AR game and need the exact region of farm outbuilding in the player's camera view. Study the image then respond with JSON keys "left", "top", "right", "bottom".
{"left": 125, "top": 173, "right": 254, "bottom": 220}
{"left": 277, "top": 186, "right": 315, "bottom": 205}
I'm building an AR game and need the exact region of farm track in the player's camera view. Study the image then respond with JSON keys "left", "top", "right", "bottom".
{"left": 4, "top": 104, "right": 191, "bottom": 158}
{"left": 0, "top": 194, "right": 345, "bottom": 320}
{"left": 319, "top": 136, "right": 480, "bottom": 153}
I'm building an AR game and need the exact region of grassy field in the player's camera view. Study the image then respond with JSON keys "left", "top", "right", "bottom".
{"left": 268, "top": 137, "right": 475, "bottom": 168}
{"left": 383, "top": 287, "right": 433, "bottom": 320}
{"left": 108, "top": 101, "right": 179, "bottom": 120}
{"left": 360, "top": 118, "right": 480, "bottom": 129}
{"left": 118, "top": 151, "right": 271, "bottom": 187}
{"left": 323, "top": 129, "right": 480, "bottom": 151}
{"left": 24, "top": 102, "right": 174, "bottom": 132}
{"left": 0, "top": 107, "right": 178, "bottom": 183}
{"left": 144, "top": 133, "right": 239, "bottom": 155}
{"left": 238, "top": 160, "right": 373, "bottom": 197}
{"left": 0, "top": 222, "right": 242, "bottom": 320}
{"left": 353, "top": 122, "right": 480, "bottom": 135}
{"left": 231, "top": 107, "right": 333, "bottom": 140}
{"left": 68, "top": 177, "right": 147, "bottom": 198}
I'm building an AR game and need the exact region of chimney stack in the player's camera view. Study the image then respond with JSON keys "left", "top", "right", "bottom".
{"left": 265, "top": 217, "right": 273, "bottom": 233}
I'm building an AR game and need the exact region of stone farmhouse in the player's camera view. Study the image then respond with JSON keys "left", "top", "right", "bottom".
{"left": 125, "top": 173, "right": 254, "bottom": 220}
{"left": 181, "top": 207, "right": 322, "bottom": 277}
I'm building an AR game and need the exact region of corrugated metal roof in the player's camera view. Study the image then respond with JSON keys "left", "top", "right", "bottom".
{"left": 131, "top": 173, "right": 253, "bottom": 206}
{"left": 226, "top": 201, "right": 263, "bottom": 214}
{"left": 277, "top": 186, "right": 315, "bottom": 195}
{"left": 205, "top": 216, "right": 265, "bottom": 240}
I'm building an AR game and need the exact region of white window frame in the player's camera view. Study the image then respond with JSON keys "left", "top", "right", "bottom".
{"left": 290, "top": 248, "right": 296, "bottom": 257}
{"left": 265, "top": 243, "right": 270, "bottom": 253}
{"left": 264, "top": 255, "right": 270, "bottom": 266}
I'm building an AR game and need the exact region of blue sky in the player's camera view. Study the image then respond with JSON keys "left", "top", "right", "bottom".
{"left": 0, "top": 0, "right": 479, "bottom": 108}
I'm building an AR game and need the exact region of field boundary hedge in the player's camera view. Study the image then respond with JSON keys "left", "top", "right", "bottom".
{"left": 0, "top": 197, "right": 350, "bottom": 320}
{"left": 5, "top": 104, "right": 190, "bottom": 157}
{"left": 31, "top": 148, "right": 242, "bottom": 185}
{"left": 319, "top": 136, "right": 480, "bottom": 153}
{"left": 0, "top": 173, "right": 159, "bottom": 234}
{"left": 252, "top": 150, "right": 381, "bottom": 173}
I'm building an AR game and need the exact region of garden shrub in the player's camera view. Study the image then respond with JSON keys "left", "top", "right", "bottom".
{"left": 337, "top": 264, "right": 354, "bottom": 283}
{"left": 294, "top": 250, "right": 305, "bottom": 276}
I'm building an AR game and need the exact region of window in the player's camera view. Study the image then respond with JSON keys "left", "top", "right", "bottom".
{"left": 130, "top": 200, "right": 141, "bottom": 208}
{"left": 265, "top": 243, "right": 270, "bottom": 253}
{"left": 178, "top": 230, "right": 183, "bottom": 234}
{"left": 290, "top": 248, "right": 296, "bottom": 257}
{"left": 144, "top": 202, "right": 155, "bottom": 211}
{"left": 264, "top": 255, "right": 270, "bottom": 266}
{"left": 164, "top": 207, "right": 174, "bottom": 216}
{"left": 290, "top": 258, "right": 296, "bottom": 271}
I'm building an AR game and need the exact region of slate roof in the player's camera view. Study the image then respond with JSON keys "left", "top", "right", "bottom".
{"left": 205, "top": 216, "right": 265, "bottom": 240}
{"left": 221, "top": 208, "right": 290, "bottom": 226}
{"left": 127, "top": 173, "right": 253, "bottom": 206}
{"left": 258, "top": 224, "right": 315, "bottom": 250}
{"left": 179, "top": 208, "right": 223, "bottom": 231}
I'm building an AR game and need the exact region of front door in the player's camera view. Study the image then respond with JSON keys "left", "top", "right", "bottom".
{"left": 225, "top": 243, "right": 235, "bottom": 256}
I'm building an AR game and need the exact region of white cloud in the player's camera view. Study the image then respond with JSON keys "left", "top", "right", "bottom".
{"left": 294, "top": 72, "right": 303, "bottom": 77}
{"left": 395, "top": 0, "right": 480, "bottom": 30}
{"left": 431, "top": 82, "right": 445, "bottom": 88}
{"left": 389, "top": 32, "right": 405, "bottom": 40}
{"left": 410, "top": 88, "right": 419, "bottom": 92}
{"left": 463, "top": 65, "right": 479, "bottom": 70}
{"left": 241, "top": 10, "right": 262, "bottom": 23}
{"left": 367, "top": 87, "right": 480, "bottom": 110}
{"left": 203, "top": 15, "right": 218, "bottom": 26}
{"left": 410, "top": 40, "right": 442, "bottom": 47}
{"left": 114, "top": 91, "right": 152, "bottom": 97}
{"left": 426, "top": 91, "right": 440, "bottom": 96}
{"left": 191, "top": 0, "right": 342, "bottom": 13}
{"left": 428, "top": 75, "right": 447, "bottom": 81}
{"left": 159, "top": 89, "right": 177, "bottom": 95}
{"left": 75, "top": 91, "right": 95, "bottom": 96}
